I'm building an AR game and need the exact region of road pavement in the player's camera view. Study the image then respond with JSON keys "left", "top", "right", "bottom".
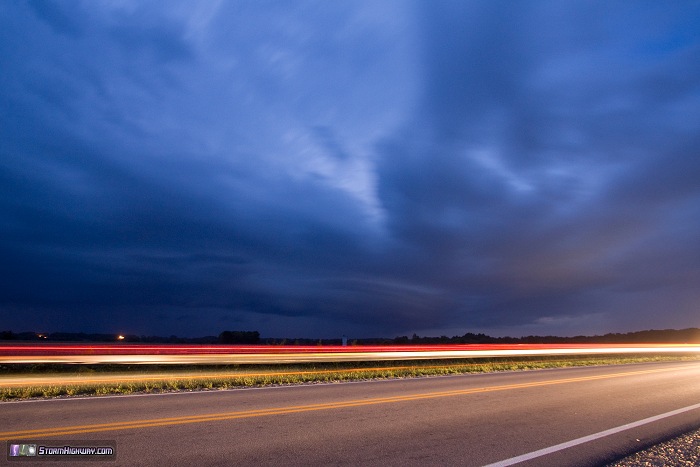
{"left": 2, "top": 361, "right": 699, "bottom": 466}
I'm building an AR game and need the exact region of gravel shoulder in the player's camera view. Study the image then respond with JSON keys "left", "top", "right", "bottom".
{"left": 608, "top": 427, "right": 700, "bottom": 466}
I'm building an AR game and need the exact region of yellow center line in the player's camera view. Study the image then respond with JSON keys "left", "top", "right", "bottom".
{"left": 0, "top": 365, "right": 691, "bottom": 440}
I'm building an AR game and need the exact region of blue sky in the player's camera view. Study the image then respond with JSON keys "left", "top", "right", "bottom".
{"left": 1, "top": 0, "right": 699, "bottom": 338}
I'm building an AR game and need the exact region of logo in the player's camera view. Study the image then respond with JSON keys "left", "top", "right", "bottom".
{"left": 9, "top": 444, "right": 37, "bottom": 457}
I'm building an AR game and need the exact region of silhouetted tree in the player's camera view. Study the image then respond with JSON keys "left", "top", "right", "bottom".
{"left": 0, "top": 330, "right": 15, "bottom": 340}
{"left": 218, "top": 331, "right": 260, "bottom": 344}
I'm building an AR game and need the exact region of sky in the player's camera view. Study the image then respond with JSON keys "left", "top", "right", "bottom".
{"left": 1, "top": 0, "right": 699, "bottom": 339}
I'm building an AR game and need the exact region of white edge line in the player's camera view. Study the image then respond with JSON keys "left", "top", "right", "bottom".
{"left": 484, "top": 401, "right": 700, "bottom": 466}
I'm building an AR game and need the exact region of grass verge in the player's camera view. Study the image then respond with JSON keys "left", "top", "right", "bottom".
{"left": 1, "top": 354, "right": 698, "bottom": 401}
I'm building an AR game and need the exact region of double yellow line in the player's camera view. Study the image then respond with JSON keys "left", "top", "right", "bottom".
{"left": 0, "top": 365, "right": 688, "bottom": 440}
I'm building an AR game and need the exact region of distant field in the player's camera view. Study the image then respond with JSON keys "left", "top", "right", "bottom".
{"left": 2, "top": 353, "right": 699, "bottom": 400}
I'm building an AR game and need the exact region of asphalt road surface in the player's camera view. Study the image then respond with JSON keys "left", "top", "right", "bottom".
{"left": 2, "top": 361, "right": 699, "bottom": 466}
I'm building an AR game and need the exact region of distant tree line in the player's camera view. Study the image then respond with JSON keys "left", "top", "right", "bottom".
{"left": 218, "top": 331, "right": 260, "bottom": 344}
{"left": 1, "top": 328, "right": 698, "bottom": 344}
{"left": 392, "top": 328, "right": 700, "bottom": 344}
{"left": 0, "top": 330, "right": 258, "bottom": 344}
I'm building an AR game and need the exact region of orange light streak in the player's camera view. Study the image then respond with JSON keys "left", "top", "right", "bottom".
{"left": 0, "top": 343, "right": 698, "bottom": 364}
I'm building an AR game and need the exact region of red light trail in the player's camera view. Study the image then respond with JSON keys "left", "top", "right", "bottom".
{"left": 0, "top": 343, "right": 698, "bottom": 364}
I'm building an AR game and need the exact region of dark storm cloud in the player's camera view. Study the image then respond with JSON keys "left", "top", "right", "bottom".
{"left": 1, "top": 1, "right": 699, "bottom": 338}
{"left": 375, "top": 0, "right": 700, "bottom": 334}
{"left": 1, "top": 0, "right": 384, "bottom": 335}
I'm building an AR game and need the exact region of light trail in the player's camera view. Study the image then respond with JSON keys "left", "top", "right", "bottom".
{"left": 0, "top": 343, "right": 698, "bottom": 364}
{"left": 3, "top": 357, "right": 641, "bottom": 388}
{"left": 0, "top": 363, "right": 482, "bottom": 387}
{"left": 1, "top": 359, "right": 616, "bottom": 387}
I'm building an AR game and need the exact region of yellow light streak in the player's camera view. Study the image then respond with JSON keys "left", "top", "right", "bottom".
{"left": 1, "top": 345, "right": 699, "bottom": 365}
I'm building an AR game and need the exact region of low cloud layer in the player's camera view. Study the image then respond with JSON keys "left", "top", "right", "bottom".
{"left": 1, "top": 1, "right": 699, "bottom": 338}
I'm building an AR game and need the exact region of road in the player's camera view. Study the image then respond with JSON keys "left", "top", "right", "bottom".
{"left": 2, "top": 361, "right": 699, "bottom": 466}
